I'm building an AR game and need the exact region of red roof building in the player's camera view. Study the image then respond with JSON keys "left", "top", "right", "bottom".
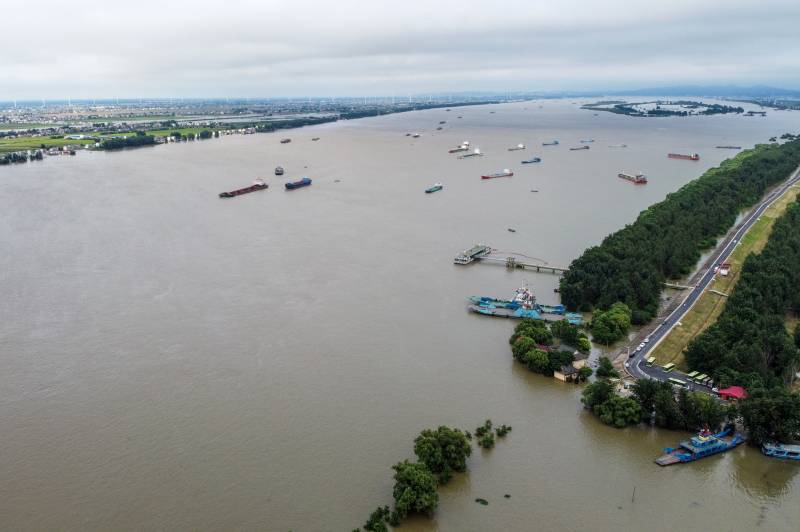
{"left": 718, "top": 386, "right": 747, "bottom": 401}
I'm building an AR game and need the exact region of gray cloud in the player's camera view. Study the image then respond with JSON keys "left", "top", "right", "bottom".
{"left": 2, "top": 0, "right": 799, "bottom": 98}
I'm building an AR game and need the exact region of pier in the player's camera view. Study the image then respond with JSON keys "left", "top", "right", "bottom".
{"left": 454, "top": 245, "right": 569, "bottom": 275}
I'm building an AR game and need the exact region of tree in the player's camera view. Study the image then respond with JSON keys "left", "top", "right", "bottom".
{"left": 653, "top": 387, "right": 682, "bottom": 429}
{"left": 581, "top": 381, "right": 614, "bottom": 410}
{"left": 591, "top": 303, "right": 632, "bottom": 344}
{"left": 413, "top": 426, "right": 471, "bottom": 484}
{"left": 363, "top": 506, "right": 390, "bottom": 532}
{"left": 577, "top": 366, "right": 593, "bottom": 382}
{"left": 739, "top": 388, "right": 800, "bottom": 445}
{"left": 391, "top": 461, "right": 438, "bottom": 520}
{"left": 596, "top": 356, "right": 619, "bottom": 378}
{"left": 577, "top": 336, "right": 592, "bottom": 353}
{"left": 522, "top": 348, "right": 550, "bottom": 374}
{"left": 596, "top": 395, "right": 642, "bottom": 428}
{"left": 511, "top": 336, "right": 537, "bottom": 362}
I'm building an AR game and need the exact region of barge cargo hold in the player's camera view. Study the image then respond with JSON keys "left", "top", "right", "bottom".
{"left": 655, "top": 425, "right": 743, "bottom": 466}
{"left": 219, "top": 179, "right": 268, "bottom": 198}
{"left": 668, "top": 153, "right": 700, "bottom": 160}
{"left": 285, "top": 177, "right": 312, "bottom": 190}
{"left": 618, "top": 172, "right": 648, "bottom": 184}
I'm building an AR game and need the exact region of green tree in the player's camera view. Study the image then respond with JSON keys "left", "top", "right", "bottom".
{"left": 522, "top": 348, "right": 550, "bottom": 374}
{"left": 581, "top": 380, "right": 614, "bottom": 410}
{"left": 577, "top": 336, "right": 592, "bottom": 353}
{"left": 511, "top": 336, "right": 537, "bottom": 362}
{"left": 577, "top": 365, "right": 593, "bottom": 382}
{"left": 739, "top": 388, "right": 800, "bottom": 445}
{"left": 391, "top": 461, "right": 438, "bottom": 520}
{"left": 413, "top": 426, "right": 471, "bottom": 484}
{"left": 596, "top": 356, "right": 619, "bottom": 378}
{"left": 596, "top": 395, "right": 642, "bottom": 428}
{"left": 591, "top": 303, "right": 632, "bottom": 344}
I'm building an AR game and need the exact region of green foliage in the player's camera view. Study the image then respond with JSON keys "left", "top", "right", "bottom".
{"left": 413, "top": 426, "right": 472, "bottom": 484}
{"left": 474, "top": 419, "right": 492, "bottom": 438}
{"left": 577, "top": 336, "right": 592, "bottom": 353}
{"left": 391, "top": 461, "right": 439, "bottom": 520}
{"left": 478, "top": 432, "right": 495, "bottom": 449}
{"left": 581, "top": 381, "right": 615, "bottom": 410}
{"left": 560, "top": 140, "right": 800, "bottom": 321}
{"left": 577, "top": 365, "right": 593, "bottom": 382}
{"left": 521, "top": 348, "right": 550, "bottom": 373}
{"left": 495, "top": 424, "right": 512, "bottom": 437}
{"left": 100, "top": 134, "right": 156, "bottom": 150}
{"left": 550, "top": 320, "right": 588, "bottom": 349}
{"left": 198, "top": 129, "right": 213, "bottom": 139}
{"left": 633, "top": 380, "right": 727, "bottom": 430}
{"left": 596, "top": 395, "right": 642, "bottom": 428}
{"left": 591, "top": 303, "right": 632, "bottom": 344}
{"left": 596, "top": 356, "right": 619, "bottom": 378}
{"left": 739, "top": 388, "right": 800, "bottom": 445}
{"left": 511, "top": 336, "right": 537, "bottom": 361}
{"left": 510, "top": 319, "right": 553, "bottom": 346}
{"left": 363, "top": 506, "right": 391, "bottom": 532}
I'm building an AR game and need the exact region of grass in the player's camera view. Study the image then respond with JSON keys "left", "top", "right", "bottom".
{"left": 651, "top": 183, "right": 800, "bottom": 370}
{"left": 0, "top": 127, "right": 214, "bottom": 153}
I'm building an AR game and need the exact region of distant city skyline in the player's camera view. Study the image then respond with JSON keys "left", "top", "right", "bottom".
{"left": 3, "top": 0, "right": 799, "bottom": 99}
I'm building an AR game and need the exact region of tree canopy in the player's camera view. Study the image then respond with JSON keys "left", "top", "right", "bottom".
{"left": 413, "top": 426, "right": 472, "bottom": 484}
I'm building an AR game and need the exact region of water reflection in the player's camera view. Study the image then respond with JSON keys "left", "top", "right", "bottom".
{"left": 730, "top": 447, "right": 800, "bottom": 501}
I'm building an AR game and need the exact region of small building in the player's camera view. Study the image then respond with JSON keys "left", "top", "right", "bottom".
{"left": 572, "top": 351, "right": 589, "bottom": 369}
{"left": 718, "top": 386, "right": 747, "bottom": 402}
{"left": 554, "top": 365, "right": 579, "bottom": 382}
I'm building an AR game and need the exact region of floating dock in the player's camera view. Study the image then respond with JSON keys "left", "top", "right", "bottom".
{"left": 454, "top": 245, "right": 569, "bottom": 274}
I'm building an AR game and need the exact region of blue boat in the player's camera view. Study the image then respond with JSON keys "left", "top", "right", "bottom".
{"left": 762, "top": 442, "right": 800, "bottom": 461}
{"left": 469, "top": 303, "right": 542, "bottom": 320}
{"left": 542, "top": 140, "right": 559, "bottom": 146}
{"left": 655, "top": 425, "right": 743, "bottom": 466}
{"left": 521, "top": 157, "right": 541, "bottom": 164}
{"left": 285, "top": 177, "right": 312, "bottom": 190}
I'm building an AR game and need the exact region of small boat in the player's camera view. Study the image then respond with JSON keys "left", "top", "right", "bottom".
{"left": 425, "top": 183, "right": 443, "bottom": 194}
{"left": 580, "top": 139, "right": 594, "bottom": 143}
{"left": 458, "top": 148, "right": 483, "bottom": 159}
{"left": 618, "top": 172, "right": 647, "bottom": 184}
{"left": 507, "top": 228, "right": 516, "bottom": 233}
{"left": 521, "top": 157, "right": 541, "bottom": 164}
{"left": 716, "top": 145, "right": 741, "bottom": 149}
{"left": 439, "top": 121, "right": 446, "bottom": 124}
{"left": 655, "top": 425, "right": 743, "bottom": 466}
{"left": 285, "top": 177, "right": 312, "bottom": 190}
{"left": 762, "top": 442, "right": 800, "bottom": 461}
{"left": 280, "top": 138, "right": 291, "bottom": 144}
{"left": 312, "top": 137, "right": 320, "bottom": 141}
{"left": 219, "top": 179, "right": 268, "bottom": 198}
{"left": 412, "top": 133, "right": 420, "bottom": 138}
{"left": 405, "top": 133, "right": 411, "bottom": 136}
{"left": 436, "top": 127, "right": 443, "bottom": 130}
{"left": 275, "top": 166, "right": 284, "bottom": 176}
{"left": 531, "top": 189, "right": 539, "bottom": 192}
{"left": 570, "top": 145, "right": 590, "bottom": 151}
{"left": 542, "top": 140, "right": 559, "bottom": 145}
{"left": 508, "top": 143, "right": 526, "bottom": 151}
{"left": 482, "top": 169, "right": 513, "bottom": 179}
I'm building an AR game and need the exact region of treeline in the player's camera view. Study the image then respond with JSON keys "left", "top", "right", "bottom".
{"left": 560, "top": 139, "right": 800, "bottom": 323}
{"left": 100, "top": 131, "right": 156, "bottom": 150}
{"left": 685, "top": 198, "right": 800, "bottom": 388}
{"left": 509, "top": 319, "right": 592, "bottom": 380}
{"left": 0, "top": 150, "right": 43, "bottom": 165}
{"left": 357, "top": 420, "right": 510, "bottom": 531}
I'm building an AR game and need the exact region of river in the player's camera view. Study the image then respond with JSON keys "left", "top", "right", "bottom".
{"left": 1, "top": 100, "right": 799, "bottom": 531}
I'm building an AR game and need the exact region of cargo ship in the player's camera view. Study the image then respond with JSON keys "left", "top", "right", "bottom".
{"left": 280, "top": 138, "right": 291, "bottom": 144}
{"left": 449, "top": 141, "right": 470, "bottom": 153}
{"left": 655, "top": 425, "right": 743, "bottom": 466}
{"left": 275, "top": 166, "right": 284, "bottom": 176}
{"left": 570, "top": 145, "right": 590, "bottom": 151}
{"left": 762, "top": 442, "right": 800, "bottom": 461}
{"left": 508, "top": 143, "right": 526, "bottom": 151}
{"left": 542, "top": 140, "right": 559, "bottom": 145}
{"left": 618, "top": 172, "right": 647, "bottom": 184}
{"left": 285, "top": 177, "right": 312, "bottom": 190}
{"left": 668, "top": 153, "right": 700, "bottom": 160}
{"left": 521, "top": 157, "right": 541, "bottom": 164}
{"left": 425, "top": 183, "right": 443, "bottom": 194}
{"left": 481, "top": 169, "right": 513, "bottom": 179}
{"left": 219, "top": 179, "right": 268, "bottom": 198}
{"left": 458, "top": 148, "right": 483, "bottom": 159}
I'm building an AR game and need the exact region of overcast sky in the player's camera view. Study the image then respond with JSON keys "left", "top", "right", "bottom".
{"left": 3, "top": 0, "right": 799, "bottom": 98}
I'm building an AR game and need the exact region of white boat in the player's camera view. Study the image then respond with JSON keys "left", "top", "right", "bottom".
{"left": 508, "top": 143, "right": 526, "bottom": 151}
{"left": 458, "top": 148, "right": 483, "bottom": 159}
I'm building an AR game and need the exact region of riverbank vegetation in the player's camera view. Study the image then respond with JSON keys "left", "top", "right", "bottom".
{"left": 590, "top": 303, "right": 632, "bottom": 344}
{"left": 509, "top": 319, "right": 592, "bottom": 379}
{"left": 356, "top": 420, "right": 511, "bottom": 531}
{"left": 685, "top": 197, "right": 800, "bottom": 389}
{"left": 560, "top": 139, "right": 800, "bottom": 324}
{"left": 582, "top": 100, "right": 745, "bottom": 117}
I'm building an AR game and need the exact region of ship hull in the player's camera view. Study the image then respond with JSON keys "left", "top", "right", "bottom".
{"left": 219, "top": 184, "right": 268, "bottom": 198}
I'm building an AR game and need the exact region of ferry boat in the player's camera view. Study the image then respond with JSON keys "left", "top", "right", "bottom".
{"left": 280, "top": 138, "right": 291, "bottom": 144}
{"left": 425, "top": 183, "right": 443, "bottom": 194}
{"left": 219, "top": 179, "right": 268, "bottom": 198}
{"left": 618, "top": 172, "right": 647, "bottom": 184}
{"left": 655, "top": 425, "right": 743, "bottom": 466}
{"left": 521, "top": 157, "right": 541, "bottom": 164}
{"left": 668, "top": 153, "right": 700, "bottom": 160}
{"left": 275, "top": 166, "right": 284, "bottom": 176}
{"left": 481, "top": 169, "right": 513, "bottom": 179}
{"left": 762, "top": 442, "right": 800, "bottom": 461}
{"left": 285, "top": 177, "right": 312, "bottom": 190}
{"left": 458, "top": 148, "right": 483, "bottom": 159}
{"left": 570, "top": 145, "right": 590, "bottom": 151}
{"left": 454, "top": 244, "right": 491, "bottom": 265}
{"left": 508, "top": 143, "right": 526, "bottom": 151}
{"left": 543, "top": 140, "right": 559, "bottom": 145}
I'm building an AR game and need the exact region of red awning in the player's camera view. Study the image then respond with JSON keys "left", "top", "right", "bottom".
{"left": 718, "top": 386, "right": 747, "bottom": 399}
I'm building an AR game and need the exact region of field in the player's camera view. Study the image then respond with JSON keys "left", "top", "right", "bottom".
{"left": 0, "top": 127, "right": 214, "bottom": 154}
{"left": 651, "top": 183, "right": 800, "bottom": 369}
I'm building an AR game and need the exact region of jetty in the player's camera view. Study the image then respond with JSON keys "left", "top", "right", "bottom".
{"left": 454, "top": 245, "right": 569, "bottom": 274}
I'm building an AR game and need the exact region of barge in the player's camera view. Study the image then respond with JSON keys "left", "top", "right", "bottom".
{"left": 458, "top": 148, "right": 483, "bottom": 159}
{"left": 521, "top": 157, "right": 541, "bottom": 164}
{"left": 618, "top": 172, "right": 647, "bottom": 184}
{"left": 542, "top": 140, "right": 559, "bottom": 145}
{"left": 219, "top": 179, "right": 268, "bottom": 198}
{"left": 285, "top": 177, "right": 312, "bottom": 190}
{"left": 668, "top": 153, "right": 700, "bottom": 160}
{"left": 570, "top": 145, "right": 590, "bottom": 151}
{"left": 508, "top": 143, "right": 526, "bottom": 151}
{"left": 481, "top": 169, "right": 513, "bottom": 179}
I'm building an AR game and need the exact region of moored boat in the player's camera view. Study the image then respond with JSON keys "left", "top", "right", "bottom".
{"left": 655, "top": 425, "right": 743, "bottom": 466}
{"left": 762, "top": 442, "right": 800, "bottom": 461}
{"left": 219, "top": 179, "right": 268, "bottom": 198}
{"left": 285, "top": 177, "right": 312, "bottom": 190}
{"left": 275, "top": 166, "right": 285, "bottom": 176}
{"left": 521, "top": 157, "right": 541, "bottom": 164}
{"left": 481, "top": 169, "right": 513, "bottom": 179}
{"left": 618, "top": 172, "right": 647, "bottom": 184}
{"left": 668, "top": 153, "right": 700, "bottom": 160}
{"left": 425, "top": 183, "right": 443, "bottom": 194}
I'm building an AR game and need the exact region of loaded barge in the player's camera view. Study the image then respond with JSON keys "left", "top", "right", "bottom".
{"left": 668, "top": 153, "right": 700, "bottom": 160}
{"left": 618, "top": 172, "right": 647, "bottom": 184}
{"left": 655, "top": 425, "right": 743, "bottom": 466}
{"left": 219, "top": 179, "right": 268, "bottom": 198}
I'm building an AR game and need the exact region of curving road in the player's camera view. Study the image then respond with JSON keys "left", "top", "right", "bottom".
{"left": 622, "top": 165, "right": 800, "bottom": 390}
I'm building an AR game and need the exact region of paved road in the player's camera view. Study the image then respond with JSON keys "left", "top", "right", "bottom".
{"left": 623, "top": 165, "right": 800, "bottom": 390}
